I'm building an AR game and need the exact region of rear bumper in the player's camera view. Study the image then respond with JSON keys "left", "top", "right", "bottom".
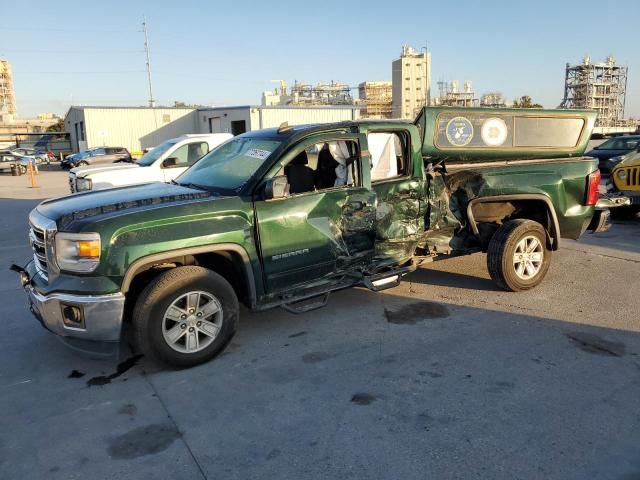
{"left": 588, "top": 209, "right": 611, "bottom": 233}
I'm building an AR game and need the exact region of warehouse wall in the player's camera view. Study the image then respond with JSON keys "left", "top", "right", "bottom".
{"left": 256, "top": 107, "right": 359, "bottom": 129}
{"left": 65, "top": 108, "right": 86, "bottom": 152}
{"left": 197, "top": 108, "right": 252, "bottom": 135}
{"left": 66, "top": 106, "right": 363, "bottom": 154}
{"left": 198, "top": 106, "right": 361, "bottom": 135}
{"left": 66, "top": 107, "right": 198, "bottom": 153}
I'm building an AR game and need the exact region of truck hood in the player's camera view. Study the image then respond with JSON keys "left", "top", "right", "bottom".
{"left": 36, "top": 182, "right": 212, "bottom": 229}
{"left": 72, "top": 162, "right": 140, "bottom": 178}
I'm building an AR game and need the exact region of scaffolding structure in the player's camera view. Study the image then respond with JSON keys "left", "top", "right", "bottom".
{"left": 289, "top": 80, "right": 353, "bottom": 106}
{"left": 0, "top": 60, "right": 17, "bottom": 116}
{"left": 358, "top": 81, "right": 393, "bottom": 119}
{"left": 560, "top": 55, "right": 628, "bottom": 128}
{"left": 436, "top": 80, "right": 477, "bottom": 107}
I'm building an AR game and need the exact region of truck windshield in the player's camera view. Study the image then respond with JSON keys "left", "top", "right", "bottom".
{"left": 136, "top": 140, "right": 178, "bottom": 166}
{"left": 177, "top": 138, "right": 281, "bottom": 192}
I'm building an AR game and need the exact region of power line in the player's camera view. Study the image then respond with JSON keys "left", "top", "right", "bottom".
{"left": 17, "top": 70, "right": 146, "bottom": 74}
{"left": 2, "top": 27, "right": 141, "bottom": 33}
{"left": 0, "top": 49, "right": 144, "bottom": 54}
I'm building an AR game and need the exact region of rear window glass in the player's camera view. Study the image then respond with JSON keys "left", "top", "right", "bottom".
{"left": 514, "top": 118, "right": 584, "bottom": 148}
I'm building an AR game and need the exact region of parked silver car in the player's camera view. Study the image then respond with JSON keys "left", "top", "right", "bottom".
{"left": 61, "top": 147, "right": 132, "bottom": 169}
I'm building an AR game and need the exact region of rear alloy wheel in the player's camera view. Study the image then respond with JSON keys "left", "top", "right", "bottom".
{"left": 487, "top": 219, "right": 552, "bottom": 291}
{"left": 512, "top": 235, "right": 544, "bottom": 281}
{"left": 78, "top": 161, "right": 88, "bottom": 166}
{"left": 133, "top": 266, "right": 238, "bottom": 368}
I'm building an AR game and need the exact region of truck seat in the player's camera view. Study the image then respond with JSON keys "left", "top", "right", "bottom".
{"left": 286, "top": 151, "right": 315, "bottom": 194}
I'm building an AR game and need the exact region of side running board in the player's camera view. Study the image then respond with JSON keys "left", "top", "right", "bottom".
{"left": 363, "top": 261, "right": 417, "bottom": 292}
{"left": 281, "top": 293, "right": 330, "bottom": 314}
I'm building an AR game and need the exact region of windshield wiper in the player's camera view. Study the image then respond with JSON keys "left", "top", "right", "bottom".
{"left": 177, "top": 182, "right": 210, "bottom": 192}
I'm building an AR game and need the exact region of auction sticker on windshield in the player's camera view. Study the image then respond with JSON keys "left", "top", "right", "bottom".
{"left": 246, "top": 149, "right": 272, "bottom": 160}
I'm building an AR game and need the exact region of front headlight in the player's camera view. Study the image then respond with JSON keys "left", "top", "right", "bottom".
{"left": 617, "top": 169, "right": 627, "bottom": 180}
{"left": 76, "top": 177, "right": 92, "bottom": 191}
{"left": 55, "top": 232, "right": 101, "bottom": 272}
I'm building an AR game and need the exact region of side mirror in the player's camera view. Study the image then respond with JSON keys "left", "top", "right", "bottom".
{"left": 162, "top": 157, "right": 179, "bottom": 168}
{"left": 263, "top": 175, "right": 289, "bottom": 200}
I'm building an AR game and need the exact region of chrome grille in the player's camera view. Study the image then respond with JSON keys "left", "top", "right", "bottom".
{"left": 28, "top": 210, "right": 57, "bottom": 283}
{"left": 69, "top": 173, "right": 76, "bottom": 193}
{"left": 624, "top": 167, "right": 640, "bottom": 187}
{"left": 29, "top": 222, "right": 48, "bottom": 279}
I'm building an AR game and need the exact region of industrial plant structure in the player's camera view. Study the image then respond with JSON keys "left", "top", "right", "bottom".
{"left": 560, "top": 56, "right": 629, "bottom": 129}
{"left": 358, "top": 81, "right": 393, "bottom": 119}
{"left": 436, "top": 80, "right": 477, "bottom": 107}
{"left": 392, "top": 45, "right": 431, "bottom": 119}
{"left": 0, "top": 60, "right": 17, "bottom": 118}
{"left": 480, "top": 92, "right": 507, "bottom": 108}
{"left": 262, "top": 80, "right": 354, "bottom": 107}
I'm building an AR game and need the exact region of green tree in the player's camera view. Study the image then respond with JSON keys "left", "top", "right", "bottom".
{"left": 46, "top": 119, "right": 65, "bottom": 132}
{"left": 512, "top": 95, "right": 543, "bottom": 108}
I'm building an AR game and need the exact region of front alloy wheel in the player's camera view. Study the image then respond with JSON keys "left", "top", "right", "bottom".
{"left": 133, "top": 266, "right": 239, "bottom": 368}
{"left": 162, "top": 291, "right": 223, "bottom": 354}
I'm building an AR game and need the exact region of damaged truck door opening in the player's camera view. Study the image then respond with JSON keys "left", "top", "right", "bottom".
{"left": 15, "top": 107, "right": 621, "bottom": 368}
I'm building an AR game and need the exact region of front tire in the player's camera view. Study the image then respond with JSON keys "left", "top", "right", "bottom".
{"left": 133, "top": 266, "right": 239, "bottom": 368}
{"left": 487, "top": 219, "right": 552, "bottom": 292}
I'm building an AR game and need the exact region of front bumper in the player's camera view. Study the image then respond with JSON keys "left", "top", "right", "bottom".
{"left": 20, "top": 269, "right": 125, "bottom": 355}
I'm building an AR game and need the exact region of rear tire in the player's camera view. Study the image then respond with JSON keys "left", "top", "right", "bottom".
{"left": 487, "top": 219, "right": 552, "bottom": 292}
{"left": 78, "top": 161, "right": 88, "bottom": 166}
{"left": 132, "top": 266, "right": 239, "bottom": 368}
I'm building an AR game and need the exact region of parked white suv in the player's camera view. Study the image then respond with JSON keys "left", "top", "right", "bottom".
{"left": 68, "top": 133, "right": 232, "bottom": 193}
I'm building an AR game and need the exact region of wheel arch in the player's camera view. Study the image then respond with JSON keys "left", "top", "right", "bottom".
{"left": 467, "top": 194, "right": 561, "bottom": 251}
{"left": 121, "top": 244, "right": 256, "bottom": 306}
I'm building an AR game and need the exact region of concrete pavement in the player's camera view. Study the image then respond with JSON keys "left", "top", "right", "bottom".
{"left": 1, "top": 170, "right": 639, "bottom": 480}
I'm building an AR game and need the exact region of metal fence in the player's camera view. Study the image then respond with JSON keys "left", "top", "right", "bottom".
{"left": 0, "top": 133, "right": 72, "bottom": 156}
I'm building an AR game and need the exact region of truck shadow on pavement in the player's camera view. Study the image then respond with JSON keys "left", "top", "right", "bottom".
{"left": 404, "top": 264, "right": 500, "bottom": 291}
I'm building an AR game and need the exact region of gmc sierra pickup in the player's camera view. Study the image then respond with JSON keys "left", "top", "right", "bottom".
{"left": 14, "top": 107, "right": 610, "bottom": 367}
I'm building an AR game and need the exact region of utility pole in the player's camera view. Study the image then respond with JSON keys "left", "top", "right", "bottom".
{"left": 142, "top": 16, "right": 155, "bottom": 108}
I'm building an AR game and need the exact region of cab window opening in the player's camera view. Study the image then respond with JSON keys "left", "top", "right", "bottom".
{"left": 368, "top": 130, "right": 410, "bottom": 182}
{"left": 277, "top": 139, "right": 361, "bottom": 196}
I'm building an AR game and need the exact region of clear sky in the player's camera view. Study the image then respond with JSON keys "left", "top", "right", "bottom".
{"left": 2, "top": 0, "right": 639, "bottom": 118}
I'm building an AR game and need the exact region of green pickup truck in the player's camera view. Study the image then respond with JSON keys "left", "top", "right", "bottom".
{"left": 15, "top": 107, "right": 610, "bottom": 367}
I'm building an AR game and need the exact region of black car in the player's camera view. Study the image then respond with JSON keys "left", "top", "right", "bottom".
{"left": 585, "top": 135, "right": 640, "bottom": 175}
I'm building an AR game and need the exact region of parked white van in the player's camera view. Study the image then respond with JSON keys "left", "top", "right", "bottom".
{"left": 68, "top": 133, "right": 232, "bottom": 192}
